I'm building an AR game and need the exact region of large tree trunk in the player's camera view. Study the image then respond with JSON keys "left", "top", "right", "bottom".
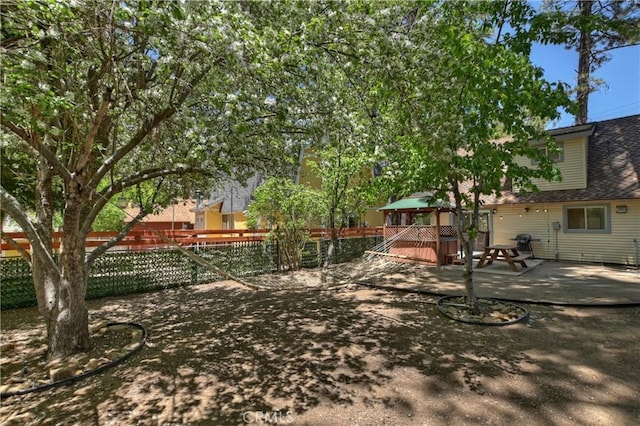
{"left": 33, "top": 156, "right": 57, "bottom": 319}
{"left": 32, "top": 257, "right": 60, "bottom": 344}
{"left": 48, "top": 190, "right": 91, "bottom": 359}
{"left": 575, "top": 0, "right": 593, "bottom": 125}
{"left": 460, "top": 238, "right": 479, "bottom": 313}
{"left": 451, "top": 182, "right": 480, "bottom": 313}
{"left": 49, "top": 258, "right": 90, "bottom": 359}
{"left": 31, "top": 154, "right": 69, "bottom": 357}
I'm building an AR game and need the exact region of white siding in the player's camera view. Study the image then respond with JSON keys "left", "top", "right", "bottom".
{"left": 514, "top": 137, "right": 588, "bottom": 191}
{"left": 434, "top": 212, "right": 456, "bottom": 226}
{"left": 489, "top": 199, "right": 640, "bottom": 265}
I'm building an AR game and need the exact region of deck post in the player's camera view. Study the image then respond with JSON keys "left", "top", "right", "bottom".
{"left": 382, "top": 211, "right": 388, "bottom": 239}
{"left": 436, "top": 209, "right": 441, "bottom": 266}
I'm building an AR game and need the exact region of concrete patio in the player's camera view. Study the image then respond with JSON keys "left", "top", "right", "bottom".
{"left": 347, "top": 259, "right": 640, "bottom": 306}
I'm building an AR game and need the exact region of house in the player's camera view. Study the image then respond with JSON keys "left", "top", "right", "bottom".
{"left": 193, "top": 175, "right": 263, "bottom": 230}
{"left": 188, "top": 143, "right": 387, "bottom": 232}
{"left": 484, "top": 114, "right": 640, "bottom": 266}
{"left": 297, "top": 149, "right": 385, "bottom": 227}
{"left": 125, "top": 199, "right": 196, "bottom": 231}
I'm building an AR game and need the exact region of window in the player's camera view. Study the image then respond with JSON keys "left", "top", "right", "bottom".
{"left": 460, "top": 212, "right": 489, "bottom": 232}
{"left": 532, "top": 142, "right": 564, "bottom": 165}
{"left": 222, "top": 214, "right": 235, "bottom": 230}
{"left": 564, "top": 205, "right": 610, "bottom": 233}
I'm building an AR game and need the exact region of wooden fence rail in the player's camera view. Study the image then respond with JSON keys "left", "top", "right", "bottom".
{"left": 1, "top": 227, "right": 383, "bottom": 254}
{"left": 1, "top": 235, "right": 383, "bottom": 309}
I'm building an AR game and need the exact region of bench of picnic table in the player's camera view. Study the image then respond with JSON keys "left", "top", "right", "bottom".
{"left": 493, "top": 254, "right": 531, "bottom": 262}
{"left": 477, "top": 245, "right": 531, "bottom": 272}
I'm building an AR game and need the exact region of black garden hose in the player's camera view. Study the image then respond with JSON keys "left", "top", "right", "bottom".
{"left": 354, "top": 280, "right": 640, "bottom": 326}
{"left": 355, "top": 280, "right": 640, "bottom": 308}
{"left": 0, "top": 321, "right": 147, "bottom": 399}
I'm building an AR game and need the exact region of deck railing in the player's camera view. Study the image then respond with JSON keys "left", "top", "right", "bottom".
{"left": 383, "top": 225, "right": 458, "bottom": 242}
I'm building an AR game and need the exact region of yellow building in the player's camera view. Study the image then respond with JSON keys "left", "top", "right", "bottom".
{"left": 193, "top": 175, "right": 263, "bottom": 231}
{"left": 483, "top": 114, "right": 640, "bottom": 266}
{"left": 297, "top": 150, "right": 385, "bottom": 228}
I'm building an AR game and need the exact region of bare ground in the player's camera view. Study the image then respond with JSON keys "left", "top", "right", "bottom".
{"left": 1, "top": 261, "right": 639, "bottom": 426}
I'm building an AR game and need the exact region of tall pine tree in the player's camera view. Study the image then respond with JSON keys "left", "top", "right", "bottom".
{"left": 539, "top": 1, "right": 640, "bottom": 124}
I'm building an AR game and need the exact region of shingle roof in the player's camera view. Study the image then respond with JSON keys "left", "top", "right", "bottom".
{"left": 126, "top": 199, "right": 196, "bottom": 223}
{"left": 491, "top": 114, "right": 640, "bottom": 204}
{"left": 202, "top": 175, "right": 263, "bottom": 213}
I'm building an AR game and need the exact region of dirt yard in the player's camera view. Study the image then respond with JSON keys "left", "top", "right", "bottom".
{"left": 1, "top": 262, "right": 639, "bottom": 425}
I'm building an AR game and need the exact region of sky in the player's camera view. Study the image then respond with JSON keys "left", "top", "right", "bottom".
{"left": 530, "top": 41, "right": 640, "bottom": 130}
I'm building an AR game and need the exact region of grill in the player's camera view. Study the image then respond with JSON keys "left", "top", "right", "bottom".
{"left": 515, "top": 234, "right": 534, "bottom": 258}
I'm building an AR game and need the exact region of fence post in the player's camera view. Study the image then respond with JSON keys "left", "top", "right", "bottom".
{"left": 190, "top": 246, "right": 198, "bottom": 285}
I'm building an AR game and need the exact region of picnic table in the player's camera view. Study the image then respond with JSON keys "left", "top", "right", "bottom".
{"left": 475, "top": 244, "right": 530, "bottom": 272}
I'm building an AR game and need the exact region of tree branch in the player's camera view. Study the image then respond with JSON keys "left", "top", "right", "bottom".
{"left": 493, "top": 0, "right": 509, "bottom": 45}
{"left": 76, "top": 94, "right": 112, "bottom": 172}
{"left": 80, "top": 165, "right": 216, "bottom": 235}
{"left": 594, "top": 40, "right": 640, "bottom": 55}
{"left": 85, "top": 210, "right": 146, "bottom": 265}
{"left": 0, "top": 231, "right": 32, "bottom": 262}
{"left": 89, "top": 66, "right": 212, "bottom": 189}
{"left": 0, "top": 119, "right": 74, "bottom": 183}
{"left": 0, "top": 186, "right": 60, "bottom": 276}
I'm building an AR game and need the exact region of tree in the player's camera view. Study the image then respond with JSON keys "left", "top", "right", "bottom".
{"left": 91, "top": 201, "right": 125, "bottom": 232}
{"left": 370, "top": 1, "right": 572, "bottom": 312}
{"left": 246, "top": 178, "right": 325, "bottom": 271}
{"left": 281, "top": 0, "right": 402, "bottom": 267}
{"left": 305, "top": 134, "right": 380, "bottom": 272}
{"left": 537, "top": 1, "right": 640, "bottom": 124}
{"left": 297, "top": 41, "right": 383, "bottom": 268}
{"left": 0, "top": 0, "right": 306, "bottom": 359}
{"left": 237, "top": 0, "right": 392, "bottom": 272}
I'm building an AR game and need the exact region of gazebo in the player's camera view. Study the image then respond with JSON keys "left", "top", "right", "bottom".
{"left": 377, "top": 194, "right": 460, "bottom": 266}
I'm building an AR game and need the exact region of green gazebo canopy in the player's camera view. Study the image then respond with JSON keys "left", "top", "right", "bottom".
{"left": 377, "top": 195, "right": 455, "bottom": 212}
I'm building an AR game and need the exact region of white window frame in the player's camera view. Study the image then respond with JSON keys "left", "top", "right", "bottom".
{"left": 532, "top": 142, "right": 564, "bottom": 165}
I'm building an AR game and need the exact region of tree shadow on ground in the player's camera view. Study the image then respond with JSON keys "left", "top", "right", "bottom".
{"left": 1, "top": 282, "right": 639, "bottom": 425}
